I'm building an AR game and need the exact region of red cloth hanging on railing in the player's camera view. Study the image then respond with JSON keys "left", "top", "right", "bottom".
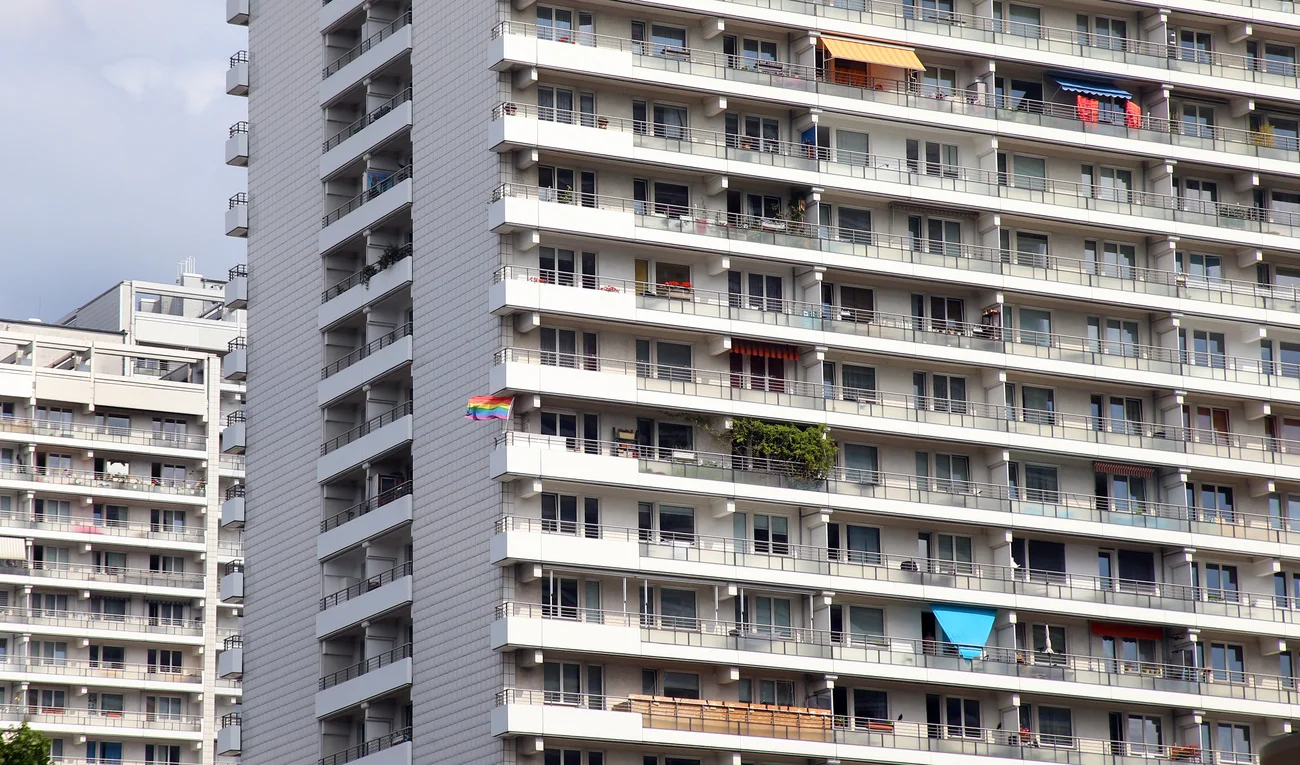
{"left": 1075, "top": 95, "right": 1100, "bottom": 123}
{"left": 1124, "top": 100, "right": 1142, "bottom": 129}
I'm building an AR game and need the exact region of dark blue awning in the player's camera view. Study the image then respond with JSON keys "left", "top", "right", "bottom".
{"left": 1051, "top": 74, "right": 1132, "bottom": 99}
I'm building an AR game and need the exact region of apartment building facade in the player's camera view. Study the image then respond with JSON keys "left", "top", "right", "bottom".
{"left": 0, "top": 273, "right": 246, "bottom": 764}
{"left": 230, "top": 0, "right": 1300, "bottom": 763}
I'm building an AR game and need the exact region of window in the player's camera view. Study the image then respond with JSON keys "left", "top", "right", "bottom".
{"left": 842, "top": 443, "right": 879, "bottom": 484}
{"left": 1028, "top": 624, "right": 1066, "bottom": 665}
{"left": 933, "top": 453, "right": 971, "bottom": 493}
{"left": 32, "top": 640, "right": 67, "bottom": 666}
{"left": 89, "top": 692, "right": 124, "bottom": 715}
{"left": 739, "top": 677, "right": 795, "bottom": 706}
{"left": 635, "top": 339, "right": 692, "bottom": 383}
{"left": 1078, "top": 14, "right": 1127, "bottom": 49}
{"left": 920, "top": 66, "right": 956, "bottom": 97}
{"left": 1188, "top": 483, "right": 1236, "bottom": 523}
{"left": 829, "top": 523, "right": 881, "bottom": 565}
{"left": 634, "top": 179, "right": 690, "bottom": 217}
{"left": 945, "top": 697, "right": 981, "bottom": 738}
{"left": 540, "top": 327, "right": 598, "bottom": 371}
{"left": 145, "top": 745, "right": 182, "bottom": 765}
{"left": 150, "top": 555, "right": 184, "bottom": 574}
{"left": 146, "top": 696, "right": 182, "bottom": 720}
{"left": 1176, "top": 252, "right": 1223, "bottom": 285}
{"left": 740, "top": 595, "right": 792, "bottom": 637}
{"left": 1087, "top": 316, "right": 1139, "bottom": 357}
{"left": 1082, "top": 164, "right": 1133, "bottom": 202}
{"left": 752, "top": 514, "right": 789, "bottom": 555}
{"left": 1095, "top": 470, "right": 1148, "bottom": 513}
{"left": 825, "top": 361, "right": 876, "bottom": 404}
{"left": 150, "top": 509, "right": 185, "bottom": 533}
{"left": 1175, "top": 28, "right": 1213, "bottom": 64}
{"left": 1093, "top": 395, "right": 1143, "bottom": 435}
{"left": 537, "top": 247, "right": 596, "bottom": 289}
{"left": 933, "top": 533, "right": 973, "bottom": 573}
{"left": 996, "top": 153, "right": 1046, "bottom": 191}
{"left": 834, "top": 129, "right": 870, "bottom": 166}
{"left": 1084, "top": 239, "right": 1136, "bottom": 279}
{"left": 539, "top": 165, "right": 596, "bottom": 207}
{"left": 1014, "top": 307, "right": 1052, "bottom": 348}
{"left": 659, "top": 587, "right": 697, "bottom": 628}
{"left": 150, "top": 417, "right": 187, "bottom": 443}
{"left": 911, "top": 293, "right": 965, "bottom": 332}
{"left": 147, "top": 601, "right": 185, "bottom": 627}
{"left": 92, "top": 551, "right": 127, "bottom": 575}
{"left": 724, "top": 113, "right": 779, "bottom": 152}
{"left": 995, "top": 77, "right": 1043, "bottom": 111}
{"left": 726, "top": 270, "right": 784, "bottom": 312}
{"left": 1214, "top": 723, "right": 1252, "bottom": 764}
{"left": 1017, "top": 385, "right": 1055, "bottom": 425}
{"left": 661, "top": 671, "right": 700, "bottom": 699}
{"left": 85, "top": 741, "right": 123, "bottom": 765}
{"left": 834, "top": 206, "right": 873, "bottom": 243}
{"left": 822, "top": 285, "right": 875, "bottom": 326}
{"left": 1202, "top": 642, "right": 1246, "bottom": 683}
{"left": 638, "top": 502, "right": 696, "bottom": 544}
{"left": 1177, "top": 177, "right": 1219, "bottom": 214}
{"left": 34, "top": 499, "right": 71, "bottom": 523}
{"left": 148, "top": 649, "right": 183, "bottom": 674}
{"left": 538, "top": 85, "right": 594, "bottom": 126}
{"left": 1253, "top": 41, "right": 1297, "bottom": 76}
{"left": 913, "top": 372, "right": 967, "bottom": 413}
{"left": 634, "top": 100, "right": 690, "bottom": 140}
{"left": 1202, "top": 563, "right": 1240, "bottom": 602}
{"left": 1180, "top": 103, "right": 1216, "bottom": 139}
{"left": 1179, "top": 328, "right": 1227, "bottom": 368}
{"left": 906, "top": 139, "right": 959, "bottom": 178}
{"left": 631, "top": 21, "right": 688, "bottom": 58}
{"left": 32, "top": 545, "right": 69, "bottom": 570}
{"left": 999, "top": 229, "right": 1049, "bottom": 269}
{"left": 90, "top": 645, "right": 126, "bottom": 669}
{"left": 29, "top": 592, "right": 66, "bottom": 617}
{"left": 541, "top": 494, "right": 599, "bottom": 538}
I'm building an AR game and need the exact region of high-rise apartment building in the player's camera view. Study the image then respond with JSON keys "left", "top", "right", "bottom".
{"left": 0, "top": 272, "right": 246, "bottom": 764}
{"left": 229, "top": 0, "right": 1300, "bottom": 763}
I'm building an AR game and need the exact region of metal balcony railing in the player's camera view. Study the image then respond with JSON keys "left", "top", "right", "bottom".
{"left": 321, "top": 322, "right": 412, "bottom": 379}
{"left": 0, "top": 463, "right": 204, "bottom": 496}
{"left": 226, "top": 411, "right": 246, "bottom": 425}
{"left": 0, "top": 704, "right": 202, "bottom": 731}
{"left": 321, "top": 480, "right": 413, "bottom": 532}
{"left": 223, "top": 635, "right": 243, "bottom": 651}
{"left": 228, "top": 121, "right": 249, "bottom": 137}
{"left": 0, "top": 510, "right": 204, "bottom": 541}
{"left": 0, "top": 655, "right": 202, "bottom": 683}
{"left": 318, "top": 642, "right": 411, "bottom": 690}
{"left": 493, "top": 342, "right": 1300, "bottom": 471}
{"left": 220, "top": 712, "right": 242, "bottom": 728}
{"left": 228, "top": 193, "right": 248, "bottom": 209}
{"left": 226, "top": 483, "right": 246, "bottom": 500}
{"left": 0, "top": 415, "right": 205, "bottom": 449}
{"left": 0, "top": 608, "right": 204, "bottom": 635}
{"left": 228, "top": 263, "right": 248, "bottom": 279}
{"left": 323, "top": 87, "right": 413, "bottom": 153}
{"left": 322, "top": 11, "right": 412, "bottom": 79}
{"left": 321, "top": 165, "right": 412, "bottom": 227}
{"left": 223, "top": 560, "right": 244, "bottom": 576}
{"left": 494, "top": 432, "right": 1300, "bottom": 549}
{"left": 317, "top": 727, "right": 412, "bottom": 765}
{"left": 497, "top": 599, "right": 1300, "bottom": 703}
{"left": 14, "top": 561, "right": 203, "bottom": 590}
{"left": 493, "top": 21, "right": 1300, "bottom": 156}
{"left": 319, "top": 561, "right": 412, "bottom": 611}
{"left": 228, "top": 337, "right": 247, "bottom": 352}
{"left": 228, "top": 50, "right": 248, "bottom": 68}
{"left": 321, "top": 243, "right": 413, "bottom": 302}
{"left": 495, "top": 687, "right": 1256, "bottom": 764}
{"left": 319, "top": 401, "right": 412, "bottom": 456}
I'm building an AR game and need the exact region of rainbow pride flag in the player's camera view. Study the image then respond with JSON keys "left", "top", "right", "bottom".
{"left": 465, "top": 395, "right": 514, "bottom": 420}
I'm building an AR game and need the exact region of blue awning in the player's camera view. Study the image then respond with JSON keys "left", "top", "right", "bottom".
{"left": 931, "top": 604, "right": 997, "bottom": 660}
{"left": 1050, "top": 74, "right": 1132, "bottom": 99}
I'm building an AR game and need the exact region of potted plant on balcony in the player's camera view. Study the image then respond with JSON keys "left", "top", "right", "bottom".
{"left": 660, "top": 280, "right": 693, "bottom": 299}
{"left": 728, "top": 418, "right": 838, "bottom": 489}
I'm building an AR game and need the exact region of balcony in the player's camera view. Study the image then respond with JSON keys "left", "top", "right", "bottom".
{"left": 222, "top": 337, "right": 247, "bottom": 381}
{"left": 221, "top": 453, "right": 246, "bottom": 477}
{"left": 225, "top": 51, "right": 248, "bottom": 96}
{"left": 6, "top": 562, "right": 197, "bottom": 593}
{"left": 218, "top": 713, "right": 242, "bottom": 754}
{"left": 320, "top": 12, "right": 413, "bottom": 105}
{"left": 494, "top": 601, "right": 1300, "bottom": 717}
{"left": 319, "top": 244, "right": 412, "bottom": 329}
{"left": 0, "top": 608, "right": 205, "bottom": 642}
{"left": 220, "top": 560, "right": 245, "bottom": 603}
{"left": 491, "top": 344, "right": 1300, "bottom": 480}
{"left": 316, "top": 561, "right": 413, "bottom": 638}
{"left": 319, "top": 323, "right": 412, "bottom": 405}
{"left": 494, "top": 688, "right": 1252, "bottom": 765}
{"left": 225, "top": 121, "right": 249, "bottom": 166}
{"left": 0, "top": 705, "right": 203, "bottom": 735}
{"left": 319, "top": 167, "right": 412, "bottom": 253}
{"left": 315, "top": 643, "right": 413, "bottom": 717}
{"left": 492, "top": 516, "right": 1299, "bottom": 634}
{"left": 322, "top": 88, "right": 413, "bottom": 179}
{"left": 0, "top": 464, "right": 205, "bottom": 504}
{"left": 492, "top": 432, "right": 1300, "bottom": 568}
{"left": 2, "top": 511, "right": 204, "bottom": 547}
{"left": 221, "top": 411, "right": 246, "bottom": 454}
{"left": 218, "top": 635, "right": 243, "bottom": 678}
{"left": 225, "top": 0, "right": 249, "bottom": 25}
{"left": 320, "top": 0, "right": 366, "bottom": 33}
{"left": 317, "top": 402, "right": 413, "bottom": 482}
{"left": 492, "top": 105, "right": 1300, "bottom": 252}
{"left": 1, "top": 655, "right": 203, "bottom": 689}
{"left": 225, "top": 264, "right": 248, "bottom": 309}
{"left": 491, "top": 22, "right": 1300, "bottom": 174}
{"left": 222, "top": 484, "right": 246, "bottom": 528}
{"left": 319, "top": 481, "right": 413, "bottom": 560}
{"left": 225, "top": 193, "right": 248, "bottom": 238}
{"left": 488, "top": 182, "right": 1300, "bottom": 340}
{"left": 318, "top": 728, "right": 412, "bottom": 765}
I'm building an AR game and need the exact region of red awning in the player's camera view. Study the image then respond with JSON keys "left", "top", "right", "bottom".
{"left": 731, "top": 339, "right": 799, "bottom": 361}
{"left": 1090, "top": 621, "right": 1164, "bottom": 641}
{"left": 1093, "top": 461, "right": 1155, "bottom": 478}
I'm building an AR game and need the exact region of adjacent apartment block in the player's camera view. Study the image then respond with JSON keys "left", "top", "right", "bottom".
{"left": 229, "top": 0, "right": 1300, "bottom": 763}
{"left": 0, "top": 272, "right": 247, "bottom": 764}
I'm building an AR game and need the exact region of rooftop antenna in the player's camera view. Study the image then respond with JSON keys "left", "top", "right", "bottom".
{"left": 177, "top": 257, "right": 197, "bottom": 284}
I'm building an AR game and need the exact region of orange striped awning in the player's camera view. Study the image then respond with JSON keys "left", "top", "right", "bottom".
{"left": 821, "top": 37, "right": 924, "bottom": 71}
{"left": 732, "top": 339, "right": 799, "bottom": 360}
{"left": 1093, "top": 461, "right": 1155, "bottom": 478}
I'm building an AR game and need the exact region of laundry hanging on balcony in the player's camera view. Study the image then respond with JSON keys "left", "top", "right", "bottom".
{"left": 1124, "top": 100, "right": 1143, "bottom": 129}
{"left": 1075, "top": 95, "right": 1100, "bottom": 123}
{"left": 930, "top": 604, "right": 998, "bottom": 660}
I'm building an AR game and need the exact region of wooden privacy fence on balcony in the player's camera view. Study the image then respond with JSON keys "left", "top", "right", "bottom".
{"left": 618, "top": 694, "right": 833, "bottom": 741}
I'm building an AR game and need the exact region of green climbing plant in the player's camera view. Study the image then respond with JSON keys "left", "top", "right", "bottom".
{"left": 729, "top": 418, "right": 838, "bottom": 481}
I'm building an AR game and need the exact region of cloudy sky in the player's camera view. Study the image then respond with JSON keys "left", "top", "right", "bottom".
{"left": 2, "top": 0, "right": 247, "bottom": 321}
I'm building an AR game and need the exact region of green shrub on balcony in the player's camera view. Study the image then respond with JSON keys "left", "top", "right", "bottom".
{"left": 729, "top": 418, "right": 838, "bottom": 481}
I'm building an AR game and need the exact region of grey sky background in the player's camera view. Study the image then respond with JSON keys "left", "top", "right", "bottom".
{"left": 1, "top": 1, "right": 247, "bottom": 322}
